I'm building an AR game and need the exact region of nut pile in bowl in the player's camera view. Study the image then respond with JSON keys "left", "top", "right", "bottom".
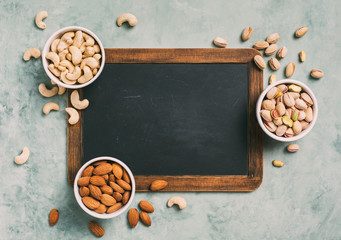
{"left": 77, "top": 161, "right": 132, "bottom": 214}
{"left": 46, "top": 30, "right": 102, "bottom": 85}
{"left": 260, "top": 84, "right": 314, "bottom": 137}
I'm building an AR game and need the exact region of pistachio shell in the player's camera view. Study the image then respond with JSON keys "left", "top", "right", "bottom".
{"left": 300, "top": 121, "right": 309, "bottom": 130}
{"left": 277, "top": 84, "right": 288, "bottom": 93}
{"left": 264, "top": 121, "right": 277, "bottom": 132}
{"left": 262, "top": 100, "right": 275, "bottom": 110}
{"left": 295, "top": 99, "right": 308, "bottom": 110}
{"left": 285, "top": 108, "right": 292, "bottom": 118}
{"left": 276, "top": 95, "right": 284, "bottom": 105}
{"left": 275, "top": 125, "right": 287, "bottom": 136}
{"left": 293, "top": 121, "right": 302, "bottom": 134}
{"left": 301, "top": 93, "right": 313, "bottom": 106}
{"left": 284, "top": 128, "right": 294, "bottom": 137}
{"left": 289, "top": 92, "right": 300, "bottom": 100}
{"left": 287, "top": 144, "right": 300, "bottom": 152}
{"left": 283, "top": 93, "right": 295, "bottom": 107}
{"left": 275, "top": 102, "right": 286, "bottom": 116}
{"left": 271, "top": 109, "right": 280, "bottom": 119}
{"left": 305, "top": 107, "right": 313, "bottom": 122}
{"left": 297, "top": 111, "right": 306, "bottom": 121}
{"left": 273, "top": 117, "right": 283, "bottom": 126}
{"left": 282, "top": 116, "right": 293, "bottom": 127}
{"left": 266, "top": 87, "right": 279, "bottom": 99}
{"left": 260, "top": 110, "right": 272, "bottom": 122}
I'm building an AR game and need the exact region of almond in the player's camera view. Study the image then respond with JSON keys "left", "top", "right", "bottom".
{"left": 110, "top": 181, "right": 125, "bottom": 194}
{"left": 93, "top": 161, "right": 107, "bottom": 166}
{"left": 82, "top": 196, "right": 100, "bottom": 209}
{"left": 277, "top": 46, "right": 287, "bottom": 58}
{"left": 295, "top": 26, "right": 308, "bottom": 38}
{"left": 311, "top": 69, "right": 323, "bottom": 79}
{"left": 266, "top": 33, "right": 279, "bottom": 44}
{"left": 109, "top": 174, "right": 116, "bottom": 182}
{"left": 265, "top": 44, "right": 278, "bottom": 56}
{"left": 122, "top": 191, "right": 131, "bottom": 205}
{"left": 94, "top": 204, "right": 107, "bottom": 214}
{"left": 140, "top": 211, "right": 151, "bottom": 227}
{"left": 128, "top": 208, "right": 139, "bottom": 228}
{"left": 122, "top": 169, "right": 131, "bottom": 184}
{"left": 112, "top": 163, "right": 123, "bottom": 179}
{"left": 82, "top": 166, "right": 94, "bottom": 177}
{"left": 79, "top": 186, "right": 90, "bottom": 197}
{"left": 213, "top": 36, "right": 228, "bottom": 48}
{"left": 112, "top": 192, "right": 123, "bottom": 202}
{"left": 49, "top": 209, "right": 59, "bottom": 226}
{"left": 139, "top": 200, "right": 154, "bottom": 213}
{"left": 253, "top": 41, "right": 269, "bottom": 50}
{"left": 286, "top": 62, "right": 295, "bottom": 77}
{"left": 241, "top": 26, "right": 253, "bottom": 41}
{"left": 107, "top": 202, "right": 123, "bottom": 214}
{"left": 116, "top": 179, "right": 131, "bottom": 191}
{"left": 93, "top": 163, "right": 113, "bottom": 175}
{"left": 150, "top": 180, "right": 168, "bottom": 191}
{"left": 89, "top": 184, "right": 102, "bottom": 200}
{"left": 254, "top": 55, "right": 266, "bottom": 70}
{"left": 90, "top": 176, "right": 106, "bottom": 186}
{"left": 269, "top": 57, "right": 280, "bottom": 70}
{"left": 77, "top": 177, "right": 90, "bottom": 187}
{"left": 101, "top": 174, "right": 109, "bottom": 182}
{"left": 89, "top": 221, "right": 105, "bottom": 237}
{"left": 100, "top": 185, "right": 113, "bottom": 195}
{"left": 101, "top": 194, "right": 116, "bottom": 206}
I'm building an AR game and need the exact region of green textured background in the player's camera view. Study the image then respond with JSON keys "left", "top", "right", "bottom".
{"left": 1, "top": 0, "right": 340, "bottom": 239}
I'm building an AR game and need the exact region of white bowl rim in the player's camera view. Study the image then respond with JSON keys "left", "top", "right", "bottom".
{"left": 256, "top": 79, "right": 318, "bottom": 142}
{"left": 42, "top": 26, "right": 105, "bottom": 89}
{"left": 73, "top": 156, "right": 135, "bottom": 219}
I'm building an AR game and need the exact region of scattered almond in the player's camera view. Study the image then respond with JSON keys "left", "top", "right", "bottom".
{"left": 150, "top": 180, "right": 168, "bottom": 191}
{"left": 49, "top": 209, "right": 59, "bottom": 226}
{"left": 213, "top": 37, "right": 228, "bottom": 48}
{"left": 265, "top": 44, "right": 278, "bottom": 56}
{"left": 295, "top": 26, "right": 308, "bottom": 38}
{"left": 113, "top": 192, "right": 123, "bottom": 202}
{"left": 79, "top": 186, "right": 90, "bottom": 197}
{"left": 94, "top": 204, "right": 107, "bottom": 214}
{"left": 299, "top": 50, "right": 306, "bottom": 62}
{"left": 254, "top": 55, "right": 266, "bottom": 70}
{"left": 139, "top": 200, "right": 154, "bottom": 213}
{"left": 253, "top": 41, "right": 269, "bottom": 50}
{"left": 269, "top": 74, "right": 276, "bottom": 84}
{"left": 128, "top": 208, "right": 139, "bottom": 228}
{"left": 77, "top": 177, "right": 90, "bottom": 187}
{"left": 100, "top": 185, "right": 113, "bottom": 195}
{"left": 89, "top": 184, "right": 102, "bottom": 200}
{"left": 82, "top": 196, "right": 100, "bottom": 209}
{"left": 241, "top": 26, "right": 253, "bottom": 41}
{"left": 89, "top": 221, "right": 105, "bottom": 237}
{"left": 109, "top": 181, "right": 125, "bottom": 194}
{"left": 82, "top": 166, "right": 94, "bottom": 177}
{"left": 107, "top": 202, "right": 123, "bottom": 214}
{"left": 122, "top": 191, "right": 131, "bottom": 205}
{"left": 277, "top": 46, "right": 287, "bottom": 58}
{"left": 311, "top": 69, "right": 323, "bottom": 78}
{"left": 93, "top": 163, "right": 113, "bottom": 175}
{"left": 116, "top": 179, "right": 132, "bottom": 191}
{"left": 101, "top": 194, "right": 116, "bottom": 206}
{"left": 285, "top": 62, "right": 295, "bottom": 77}
{"left": 266, "top": 33, "right": 279, "bottom": 44}
{"left": 112, "top": 163, "right": 123, "bottom": 179}
{"left": 140, "top": 211, "right": 152, "bottom": 227}
{"left": 269, "top": 57, "right": 280, "bottom": 70}
{"left": 90, "top": 176, "right": 106, "bottom": 186}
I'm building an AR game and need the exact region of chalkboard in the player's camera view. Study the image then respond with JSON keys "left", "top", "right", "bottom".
{"left": 67, "top": 49, "right": 263, "bottom": 191}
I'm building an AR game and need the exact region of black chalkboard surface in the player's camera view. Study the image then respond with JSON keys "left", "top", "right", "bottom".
{"left": 67, "top": 48, "right": 263, "bottom": 191}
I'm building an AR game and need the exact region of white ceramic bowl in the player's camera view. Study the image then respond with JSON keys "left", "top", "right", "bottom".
{"left": 256, "top": 79, "right": 318, "bottom": 142}
{"left": 42, "top": 26, "right": 105, "bottom": 89}
{"left": 74, "top": 156, "right": 135, "bottom": 219}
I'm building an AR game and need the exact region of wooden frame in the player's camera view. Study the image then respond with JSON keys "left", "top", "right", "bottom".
{"left": 67, "top": 48, "right": 263, "bottom": 191}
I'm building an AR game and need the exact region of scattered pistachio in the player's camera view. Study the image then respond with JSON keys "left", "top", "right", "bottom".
{"left": 265, "top": 44, "right": 278, "bottom": 56}
{"left": 254, "top": 55, "right": 266, "bottom": 70}
{"left": 287, "top": 144, "right": 300, "bottom": 152}
{"left": 241, "top": 26, "right": 253, "bottom": 41}
{"left": 269, "top": 57, "right": 280, "bottom": 70}
{"left": 269, "top": 74, "right": 276, "bottom": 85}
{"left": 277, "top": 46, "right": 287, "bottom": 58}
{"left": 295, "top": 26, "right": 308, "bottom": 38}
{"left": 253, "top": 41, "right": 269, "bottom": 50}
{"left": 213, "top": 37, "right": 228, "bottom": 48}
{"left": 285, "top": 62, "right": 295, "bottom": 77}
{"left": 266, "top": 33, "right": 280, "bottom": 44}
{"left": 273, "top": 160, "right": 284, "bottom": 167}
{"left": 310, "top": 69, "right": 324, "bottom": 79}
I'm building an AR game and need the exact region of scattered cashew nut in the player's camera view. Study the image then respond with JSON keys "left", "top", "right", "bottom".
{"left": 14, "top": 147, "right": 30, "bottom": 165}
{"left": 72, "top": 30, "right": 83, "bottom": 48}
{"left": 117, "top": 13, "right": 138, "bottom": 27}
{"left": 80, "top": 57, "right": 99, "bottom": 69}
{"left": 167, "top": 196, "right": 186, "bottom": 210}
{"left": 65, "top": 107, "right": 79, "bottom": 125}
{"left": 46, "top": 52, "right": 60, "bottom": 67}
{"left": 69, "top": 46, "right": 82, "bottom": 65}
{"left": 35, "top": 10, "right": 48, "bottom": 29}
{"left": 70, "top": 90, "right": 89, "bottom": 110}
{"left": 48, "top": 64, "right": 61, "bottom": 77}
{"left": 43, "top": 102, "right": 59, "bottom": 115}
{"left": 38, "top": 83, "right": 58, "bottom": 97}
{"left": 78, "top": 66, "right": 93, "bottom": 84}
{"left": 66, "top": 66, "right": 81, "bottom": 80}
{"left": 51, "top": 39, "right": 60, "bottom": 52}
{"left": 23, "top": 48, "right": 41, "bottom": 61}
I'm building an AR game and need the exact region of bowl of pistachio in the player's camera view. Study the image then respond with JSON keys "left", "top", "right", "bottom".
{"left": 256, "top": 79, "right": 318, "bottom": 142}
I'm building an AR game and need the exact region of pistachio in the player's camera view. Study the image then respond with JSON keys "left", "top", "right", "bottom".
{"left": 285, "top": 108, "right": 292, "bottom": 118}
{"left": 273, "top": 117, "right": 283, "bottom": 126}
{"left": 295, "top": 26, "right": 308, "bottom": 38}
{"left": 301, "top": 93, "right": 313, "bottom": 106}
{"left": 213, "top": 37, "right": 228, "bottom": 48}
{"left": 275, "top": 102, "right": 286, "bottom": 116}
{"left": 265, "top": 44, "right": 278, "bottom": 56}
{"left": 310, "top": 69, "right": 324, "bottom": 79}
{"left": 273, "top": 160, "right": 284, "bottom": 167}
{"left": 266, "top": 87, "right": 278, "bottom": 99}
{"left": 270, "top": 98, "right": 276, "bottom": 105}
{"left": 260, "top": 110, "right": 272, "bottom": 122}
{"left": 277, "top": 46, "right": 287, "bottom": 58}
{"left": 299, "top": 50, "right": 306, "bottom": 62}
{"left": 288, "top": 92, "right": 300, "bottom": 100}
{"left": 288, "top": 84, "right": 302, "bottom": 93}
{"left": 285, "top": 62, "right": 295, "bottom": 77}
{"left": 292, "top": 109, "right": 299, "bottom": 121}
{"left": 241, "top": 26, "right": 253, "bottom": 41}
{"left": 300, "top": 121, "right": 309, "bottom": 130}
{"left": 287, "top": 144, "right": 300, "bottom": 152}
{"left": 276, "top": 95, "right": 284, "bottom": 105}
{"left": 264, "top": 121, "right": 277, "bottom": 132}
{"left": 293, "top": 121, "right": 302, "bottom": 134}
{"left": 269, "top": 74, "right": 276, "bottom": 85}
{"left": 284, "top": 128, "right": 294, "bottom": 137}
{"left": 269, "top": 57, "right": 280, "bottom": 70}
{"left": 305, "top": 107, "right": 313, "bottom": 122}
{"left": 253, "top": 41, "right": 269, "bottom": 50}
{"left": 275, "top": 92, "right": 283, "bottom": 99}
{"left": 271, "top": 109, "right": 280, "bottom": 119}
{"left": 275, "top": 125, "right": 287, "bottom": 137}
{"left": 254, "top": 55, "right": 266, "bottom": 70}
{"left": 277, "top": 84, "right": 288, "bottom": 94}
{"left": 297, "top": 111, "right": 306, "bottom": 121}
{"left": 262, "top": 100, "right": 275, "bottom": 110}
{"left": 295, "top": 99, "right": 308, "bottom": 110}
{"left": 282, "top": 116, "right": 293, "bottom": 127}
{"left": 283, "top": 93, "right": 295, "bottom": 107}
{"left": 266, "top": 33, "right": 280, "bottom": 44}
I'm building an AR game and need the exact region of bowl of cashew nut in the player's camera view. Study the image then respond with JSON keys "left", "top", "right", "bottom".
{"left": 42, "top": 26, "right": 105, "bottom": 89}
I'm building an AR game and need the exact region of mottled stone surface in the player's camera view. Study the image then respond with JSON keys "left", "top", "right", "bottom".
{"left": 0, "top": 0, "right": 340, "bottom": 239}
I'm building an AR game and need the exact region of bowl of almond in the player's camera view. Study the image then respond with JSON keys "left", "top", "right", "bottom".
{"left": 74, "top": 156, "right": 135, "bottom": 219}
{"left": 256, "top": 79, "right": 318, "bottom": 142}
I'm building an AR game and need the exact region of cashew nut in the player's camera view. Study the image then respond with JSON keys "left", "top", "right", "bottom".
{"left": 92, "top": 68, "right": 98, "bottom": 75}
{"left": 66, "top": 53, "right": 72, "bottom": 61}
{"left": 46, "top": 52, "right": 59, "bottom": 67}
{"left": 69, "top": 46, "right": 82, "bottom": 65}
{"left": 83, "top": 32, "right": 95, "bottom": 46}
{"left": 23, "top": 48, "right": 41, "bottom": 61}
{"left": 72, "top": 30, "right": 83, "bottom": 48}
{"left": 60, "top": 70, "right": 76, "bottom": 85}
{"left": 80, "top": 42, "right": 86, "bottom": 53}
{"left": 93, "top": 44, "right": 100, "bottom": 53}
{"left": 57, "top": 66, "right": 66, "bottom": 71}
{"left": 70, "top": 90, "right": 89, "bottom": 110}
{"left": 167, "top": 196, "right": 186, "bottom": 210}
{"left": 66, "top": 66, "right": 81, "bottom": 80}
{"left": 35, "top": 11, "right": 48, "bottom": 29}
{"left": 43, "top": 102, "right": 59, "bottom": 114}
{"left": 38, "top": 83, "right": 58, "bottom": 97}
{"left": 51, "top": 39, "right": 60, "bottom": 52}
{"left": 80, "top": 57, "right": 98, "bottom": 69}
{"left": 51, "top": 79, "right": 56, "bottom": 85}
{"left": 57, "top": 32, "right": 74, "bottom": 52}
{"left": 14, "top": 147, "right": 30, "bottom": 165}
{"left": 78, "top": 66, "right": 93, "bottom": 84}
{"left": 83, "top": 47, "right": 95, "bottom": 58}
{"left": 117, "top": 13, "right": 138, "bottom": 27}
{"left": 65, "top": 107, "right": 79, "bottom": 125}
{"left": 58, "top": 85, "right": 66, "bottom": 95}
{"left": 58, "top": 49, "right": 68, "bottom": 61}
{"left": 60, "top": 60, "right": 75, "bottom": 73}
{"left": 48, "top": 64, "right": 61, "bottom": 77}
{"left": 93, "top": 54, "right": 101, "bottom": 62}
